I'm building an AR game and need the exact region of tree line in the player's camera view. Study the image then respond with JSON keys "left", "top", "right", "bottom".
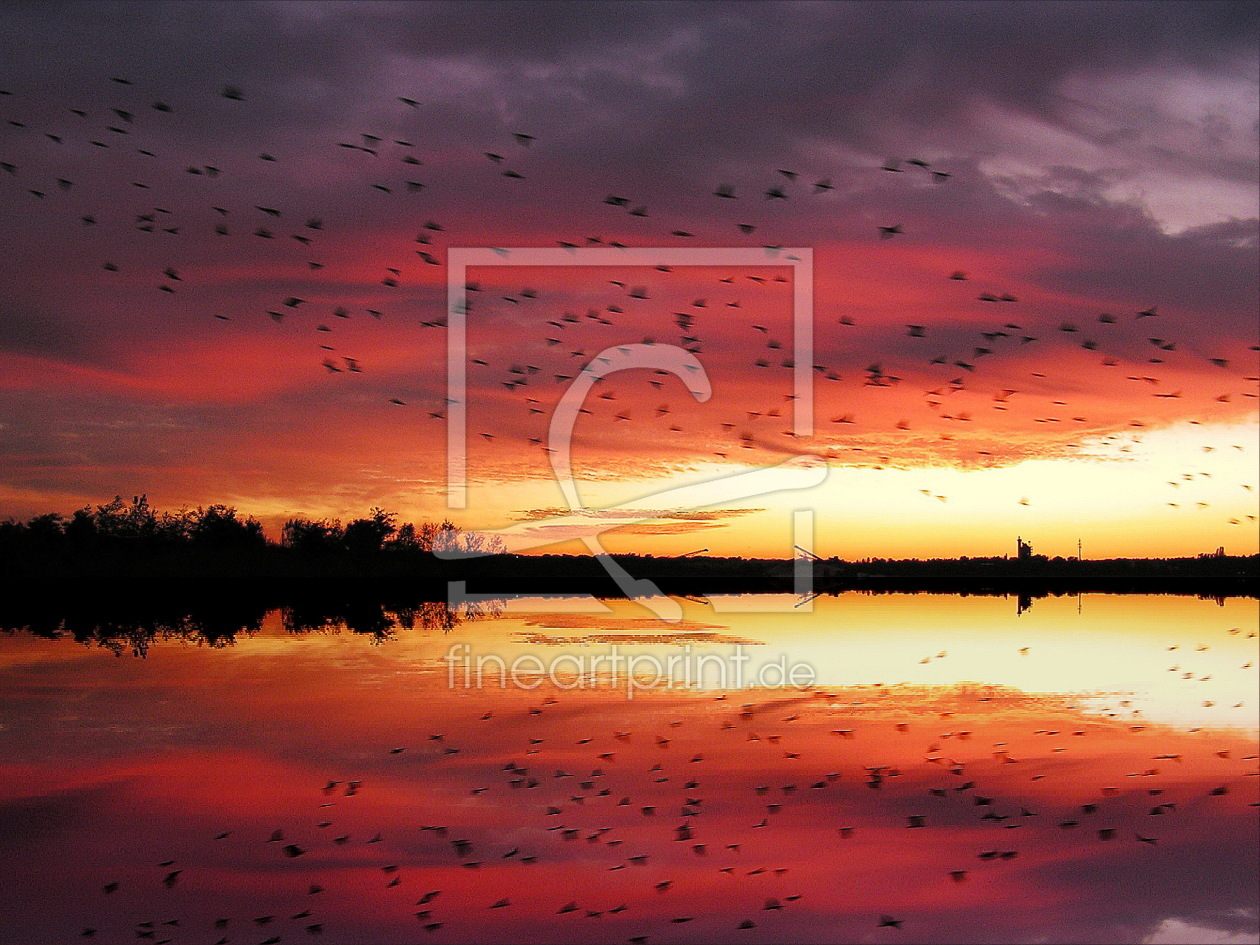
{"left": 0, "top": 494, "right": 505, "bottom": 556}
{"left": 0, "top": 495, "right": 1253, "bottom": 595}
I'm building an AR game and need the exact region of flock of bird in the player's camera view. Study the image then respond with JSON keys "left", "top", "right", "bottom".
{"left": 49, "top": 608, "right": 1256, "bottom": 945}
{"left": 2, "top": 55, "right": 1256, "bottom": 945}
{"left": 1, "top": 76, "right": 1256, "bottom": 529}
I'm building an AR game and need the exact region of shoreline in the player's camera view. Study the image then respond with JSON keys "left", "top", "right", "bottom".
{"left": 2, "top": 552, "right": 1255, "bottom": 601}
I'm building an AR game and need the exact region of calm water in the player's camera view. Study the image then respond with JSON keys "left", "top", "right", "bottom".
{"left": 0, "top": 593, "right": 1256, "bottom": 945}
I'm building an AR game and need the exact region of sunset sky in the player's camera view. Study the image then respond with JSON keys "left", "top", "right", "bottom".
{"left": 0, "top": 0, "right": 1256, "bottom": 558}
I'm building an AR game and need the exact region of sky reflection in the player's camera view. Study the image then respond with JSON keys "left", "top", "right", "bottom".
{"left": 0, "top": 593, "right": 1255, "bottom": 944}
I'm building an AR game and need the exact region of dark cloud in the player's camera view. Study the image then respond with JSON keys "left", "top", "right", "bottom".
{"left": 0, "top": 1, "right": 1253, "bottom": 548}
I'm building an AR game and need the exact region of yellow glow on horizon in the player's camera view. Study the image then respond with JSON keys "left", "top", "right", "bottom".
{"left": 455, "top": 418, "right": 1258, "bottom": 559}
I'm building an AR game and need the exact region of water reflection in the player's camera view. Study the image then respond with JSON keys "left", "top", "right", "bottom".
{"left": 1, "top": 597, "right": 505, "bottom": 654}
{"left": 0, "top": 593, "right": 1255, "bottom": 945}
{"left": 0, "top": 589, "right": 1239, "bottom": 647}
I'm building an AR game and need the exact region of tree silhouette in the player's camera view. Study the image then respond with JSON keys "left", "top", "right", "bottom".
{"left": 344, "top": 507, "right": 397, "bottom": 553}
{"left": 282, "top": 517, "right": 344, "bottom": 553}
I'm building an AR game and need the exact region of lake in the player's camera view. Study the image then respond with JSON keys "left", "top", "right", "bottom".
{"left": 0, "top": 592, "right": 1256, "bottom": 944}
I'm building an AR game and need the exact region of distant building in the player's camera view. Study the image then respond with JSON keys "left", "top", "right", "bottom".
{"left": 1016, "top": 536, "right": 1033, "bottom": 560}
